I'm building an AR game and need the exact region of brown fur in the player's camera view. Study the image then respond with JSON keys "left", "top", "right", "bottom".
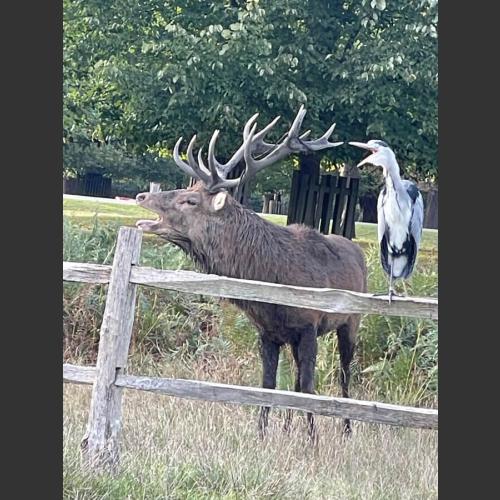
{"left": 136, "top": 182, "right": 367, "bottom": 438}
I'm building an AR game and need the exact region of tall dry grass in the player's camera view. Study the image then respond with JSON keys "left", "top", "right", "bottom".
{"left": 64, "top": 385, "right": 437, "bottom": 499}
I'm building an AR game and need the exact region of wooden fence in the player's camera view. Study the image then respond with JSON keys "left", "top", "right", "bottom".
{"left": 63, "top": 227, "right": 438, "bottom": 470}
{"left": 287, "top": 171, "right": 360, "bottom": 239}
{"left": 63, "top": 173, "right": 112, "bottom": 198}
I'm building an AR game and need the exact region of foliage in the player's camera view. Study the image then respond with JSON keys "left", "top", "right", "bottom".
{"left": 63, "top": 0, "right": 438, "bottom": 185}
{"left": 63, "top": 140, "right": 186, "bottom": 187}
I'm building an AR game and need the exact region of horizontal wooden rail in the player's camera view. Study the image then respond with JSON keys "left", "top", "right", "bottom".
{"left": 63, "top": 262, "right": 438, "bottom": 320}
{"left": 64, "top": 364, "right": 438, "bottom": 430}
{"left": 63, "top": 262, "right": 111, "bottom": 284}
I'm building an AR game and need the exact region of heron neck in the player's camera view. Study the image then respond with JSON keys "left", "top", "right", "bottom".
{"left": 383, "top": 157, "right": 404, "bottom": 193}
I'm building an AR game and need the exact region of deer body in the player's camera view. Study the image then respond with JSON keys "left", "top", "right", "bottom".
{"left": 136, "top": 107, "right": 367, "bottom": 439}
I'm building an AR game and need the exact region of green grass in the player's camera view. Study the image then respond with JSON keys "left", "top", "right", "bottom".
{"left": 63, "top": 195, "right": 438, "bottom": 499}
{"left": 63, "top": 195, "right": 438, "bottom": 252}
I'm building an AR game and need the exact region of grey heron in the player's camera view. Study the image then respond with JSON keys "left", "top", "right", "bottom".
{"left": 349, "top": 140, "right": 424, "bottom": 302}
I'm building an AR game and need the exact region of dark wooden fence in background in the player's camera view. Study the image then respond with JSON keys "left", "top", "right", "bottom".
{"left": 287, "top": 170, "right": 360, "bottom": 239}
{"left": 64, "top": 173, "right": 112, "bottom": 198}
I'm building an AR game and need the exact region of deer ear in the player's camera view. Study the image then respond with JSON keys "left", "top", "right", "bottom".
{"left": 212, "top": 191, "right": 228, "bottom": 211}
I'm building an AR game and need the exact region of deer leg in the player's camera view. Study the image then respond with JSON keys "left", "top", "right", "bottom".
{"left": 337, "top": 322, "right": 357, "bottom": 436}
{"left": 283, "top": 343, "right": 301, "bottom": 432}
{"left": 258, "top": 335, "right": 280, "bottom": 438}
{"left": 297, "top": 327, "right": 318, "bottom": 443}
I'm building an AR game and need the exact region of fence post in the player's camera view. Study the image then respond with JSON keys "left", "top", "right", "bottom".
{"left": 80, "top": 227, "right": 142, "bottom": 470}
{"left": 149, "top": 182, "right": 161, "bottom": 193}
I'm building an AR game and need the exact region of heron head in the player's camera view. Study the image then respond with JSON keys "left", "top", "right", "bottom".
{"left": 348, "top": 140, "right": 394, "bottom": 170}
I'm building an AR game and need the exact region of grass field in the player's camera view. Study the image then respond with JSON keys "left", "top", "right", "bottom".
{"left": 63, "top": 195, "right": 438, "bottom": 252}
{"left": 63, "top": 194, "right": 438, "bottom": 499}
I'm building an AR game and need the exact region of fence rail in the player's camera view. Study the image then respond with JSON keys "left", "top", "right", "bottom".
{"left": 64, "top": 364, "right": 438, "bottom": 430}
{"left": 63, "top": 227, "right": 438, "bottom": 470}
{"left": 63, "top": 262, "right": 438, "bottom": 320}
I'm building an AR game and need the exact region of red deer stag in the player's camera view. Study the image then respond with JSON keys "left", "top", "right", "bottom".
{"left": 135, "top": 106, "right": 367, "bottom": 439}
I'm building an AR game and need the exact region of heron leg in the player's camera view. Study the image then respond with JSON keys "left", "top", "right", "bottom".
{"left": 388, "top": 262, "right": 394, "bottom": 304}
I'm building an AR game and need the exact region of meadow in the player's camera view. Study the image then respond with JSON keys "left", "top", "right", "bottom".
{"left": 63, "top": 195, "right": 438, "bottom": 499}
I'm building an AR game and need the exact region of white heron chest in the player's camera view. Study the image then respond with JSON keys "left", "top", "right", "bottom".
{"left": 382, "top": 190, "right": 412, "bottom": 249}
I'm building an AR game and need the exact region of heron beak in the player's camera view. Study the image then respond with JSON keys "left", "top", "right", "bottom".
{"left": 348, "top": 141, "right": 373, "bottom": 151}
{"left": 348, "top": 141, "right": 377, "bottom": 168}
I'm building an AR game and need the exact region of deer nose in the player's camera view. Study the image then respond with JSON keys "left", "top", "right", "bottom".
{"left": 136, "top": 193, "right": 148, "bottom": 203}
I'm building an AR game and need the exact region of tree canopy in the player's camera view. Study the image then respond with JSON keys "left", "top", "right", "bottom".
{"left": 63, "top": 0, "right": 438, "bottom": 186}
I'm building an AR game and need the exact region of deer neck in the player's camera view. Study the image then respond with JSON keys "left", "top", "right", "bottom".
{"left": 189, "top": 208, "right": 280, "bottom": 281}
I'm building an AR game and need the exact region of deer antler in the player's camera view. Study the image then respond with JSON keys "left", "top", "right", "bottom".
{"left": 240, "top": 105, "right": 343, "bottom": 184}
{"left": 172, "top": 106, "right": 343, "bottom": 192}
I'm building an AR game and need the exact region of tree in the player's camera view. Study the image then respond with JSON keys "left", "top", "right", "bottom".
{"left": 64, "top": 0, "right": 437, "bottom": 189}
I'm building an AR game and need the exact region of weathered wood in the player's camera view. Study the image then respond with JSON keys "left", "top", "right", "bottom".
{"left": 294, "top": 173, "right": 310, "bottom": 223}
{"left": 320, "top": 175, "right": 336, "bottom": 234}
{"left": 80, "top": 227, "right": 142, "bottom": 470}
{"left": 64, "top": 364, "right": 438, "bottom": 430}
{"left": 287, "top": 169, "right": 300, "bottom": 224}
{"left": 303, "top": 184, "right": 318, "bottom": 227}
{"left": 332, "top": 176, "right": 348, "bottom": 234}
{"left": 63, "top": 262, "right": 438, "bottom": 320}
{"left": 343, "top": 177, "right": 360, "bottom": 239}
{"left": 149, "top": 182, "right": 161, "bottom": 193}
{"left": 64, "top": 363, "right": 96, "bottom": 384}
{"left": 314, "top": 175, "right": 328, "bottom": 230}
{"left": 63, "top": 262, "right": 111, "bottom": 284}
{"left": 129, "top": 266, "right": 438, "bottom": 320}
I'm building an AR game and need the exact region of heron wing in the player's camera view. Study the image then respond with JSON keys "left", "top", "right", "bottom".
{"left": 377, "top": 186, "right": 392, "bottom": 276}
{"left": 403, "top": 181, "right": 424, "bottom": 251}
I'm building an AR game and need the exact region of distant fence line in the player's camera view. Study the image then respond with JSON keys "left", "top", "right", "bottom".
{"left": 63, "top": 227, "right": 438, "bottom": 471}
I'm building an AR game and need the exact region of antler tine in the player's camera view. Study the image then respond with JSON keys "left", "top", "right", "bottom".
{"left": 300, "top": 122, "right": 344, "bottom": 150}
{"left": 248, "top": 115, "right": 282, "bottom": 156}
{"left": 185, "top": 136, "right": 212, "bottom": 184}
{"left": 288, "top": 104, "right": 308, "bottom": 137}
{"left": 211, "top": 113, "right": 261, "bottom": 179}
{"left": 243, "top": 113, "right": 260, "bottom": 139}
{"left": 173, "top": 137, "right": 198, "bottom": 179}
{"left": 240, "top": 111, "right": 305, "bottom": 176}
{"left": 207, "top": 130, "right": 225, "bottom": 183}
{"left": 242, "top": 122, "right": 274, "bottom": 178}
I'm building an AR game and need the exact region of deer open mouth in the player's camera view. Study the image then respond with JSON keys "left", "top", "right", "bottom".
{"left": 135, "top": 216, "right": 163, "bottom": 232}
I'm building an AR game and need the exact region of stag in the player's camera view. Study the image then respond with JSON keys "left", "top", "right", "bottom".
{"left": 135, "top": 107, "right": 367, "bottom": 439}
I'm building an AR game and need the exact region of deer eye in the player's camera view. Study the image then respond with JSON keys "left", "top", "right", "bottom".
{"left": 185, "top": 198, "right": 197, "bottom": 206}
